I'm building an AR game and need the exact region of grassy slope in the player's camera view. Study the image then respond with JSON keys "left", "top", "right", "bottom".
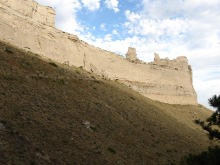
{"left": 0, "top": 41, "right": 217, "bottom": 165}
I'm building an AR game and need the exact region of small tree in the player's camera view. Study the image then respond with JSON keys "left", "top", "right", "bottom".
{"left": 208, "top": 95, "right": 220, "bottom": 124}
{"left": 181, "top": 95, "right": 220, "bottom": 165}
{"left": 196, "top": 95, "right": 220, "bottom": 140}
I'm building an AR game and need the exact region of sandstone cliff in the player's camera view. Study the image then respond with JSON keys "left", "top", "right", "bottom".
{"left": 0, "top": 0, "right": 197, "bottom": 105}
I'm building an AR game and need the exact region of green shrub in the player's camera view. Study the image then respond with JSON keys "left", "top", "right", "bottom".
{"left": 181, "top": 147, "right": 220, "bottom": 165}
{"left": 49, "top": 62, "right": 57, "bottom": 67}
{"left": 4, "top": 47, "right": 13, "bottom": 54}
{"left": 94, "top": 80, "right": 101, "bottom": 84}
{"left": 90, "top": 126, "right": 97, "bottom": 132}
{"left": 91, "top": 76, "right": 96, "bottom": 80}
{"left": 30, "top": 160, "right": 37, "bottom": 165}
{"left": 107, "top": 147, "right": 116, "bottom": 154}
{"left": 75, "top": 70, "right": 80, "bottom": 74}
{"left": 130, "top": 96, "right": 135, "bottom": 100}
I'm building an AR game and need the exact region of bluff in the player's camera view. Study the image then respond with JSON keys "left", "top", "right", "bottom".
{"left": 0, "top": 0, "right": 197, "bottom": 105}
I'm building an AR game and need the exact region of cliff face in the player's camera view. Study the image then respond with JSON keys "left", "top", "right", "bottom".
{"left": 0, "top": 0, "right": 197, "bottom": 105}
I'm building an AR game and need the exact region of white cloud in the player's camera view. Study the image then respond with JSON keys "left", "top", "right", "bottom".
{"left": 105, "top": 0, "right": 119, "bottom": 13}
{"left": 112, "top": 29, "right": 119, "bottom": 35}
{"left": 34, "top": 0, "right": 61, "bottom": 7}
{"left": 104, "top": 34, "right": 112, "bottom": 41}
{"left": 81, "top": 0, "right": 101, "bottom": 11}
{"left": 100, "top": 23, "right": 107, "bottom": 31}
{"left": 123, "top": 1, "right": 220, "bottom": 58}
{"left": 194, "top": 69, "right": 220, "bottom": 110}
{"left": 36, "top": 0, "right": 83, "bottom": 34}
{"left": 125, "top": 10, "right": 140, "bottom": 23}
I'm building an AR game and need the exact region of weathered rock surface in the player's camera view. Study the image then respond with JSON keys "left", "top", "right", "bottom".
{"left": 154, "top": 53, "right": 160, "bottom": 61}
{"left": 126, "top": 47, "right": 137, "bottom": 61}
{"left": 0, "top": 0, "right": 197, "bottom": 105}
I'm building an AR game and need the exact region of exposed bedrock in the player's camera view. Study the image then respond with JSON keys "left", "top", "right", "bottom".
{"left": 0, "top": 0, "right": 197, "bottom": 105}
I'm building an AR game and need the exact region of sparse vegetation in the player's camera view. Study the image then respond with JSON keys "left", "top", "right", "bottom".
{"left": 79, "top": 66, "right": 83, "bottom": 69}
{"left": 130, "top": 96, "right": 135, "bottom": 100}
{"left": 21, "top": 60, "right": 31, "bottom": 68}
{"left": 181, "top": 95, "right": 220, "bottom": 165}
{"left": 94, "top": 80, "right": 101, "bottom": 83}
{"left": 91, "top": 76, "right": 96, "bottom": 79}
{"left": 0, "top": 41, "right": 217, "bottom": 164}
{"left": 4, "top": 47, "right": 13, "bottom": 54}
{"left": 181, "top": 147, "right": 220, "bottom": 165}
{"left": 1, "top": 74, "right": 17, "bottom": 80}
{"left": 90, "top": 126, "right": 97, "bottom": 132}
{"left": 49, "top": 61, "right": 58, "bottom": 67}
{"left": 107, "top": 147, "right": 116, "bottom": 154}
{"left": 75, "top": 69, "right": 80, "bottom": 74}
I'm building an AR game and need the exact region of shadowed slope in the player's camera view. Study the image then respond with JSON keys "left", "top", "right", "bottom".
{"left": 0, "top": 41, "right": 216, "bottom": 165}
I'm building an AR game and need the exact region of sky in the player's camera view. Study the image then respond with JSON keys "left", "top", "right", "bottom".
{"left": 35, "top": 0, "right": 220, "bottom": 110}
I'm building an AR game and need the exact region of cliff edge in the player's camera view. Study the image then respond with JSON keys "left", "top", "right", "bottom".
{"left": 0, "top": 0, "right": 197, "bottom": 105}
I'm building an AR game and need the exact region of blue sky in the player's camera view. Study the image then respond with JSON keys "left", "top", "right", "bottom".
{"left": 36, "top": 0, "right": 220, "bottom": 110}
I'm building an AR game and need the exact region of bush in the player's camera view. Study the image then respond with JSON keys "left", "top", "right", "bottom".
{"left": 79, "top": 66, "right": 83, "bottom": 69}
{"left": 91, "top": 76, "right": 96, "bottom": 79}
{"left": 75, "top": 70, "right": 80, "bottom": 74}
{"left": 107, "top": 147, "right": 116, "bottom": 154}
{"left": 49, "top": 62, "right": 57, "bottom": 67}
{"left": 181, "top": 95, "right": 220, "bottom": 164}
{"left": 4, "top": 47, "right": 13, "bottom": 54}
{"left": 181, "top": 147, "right": 220, "bottom": 165}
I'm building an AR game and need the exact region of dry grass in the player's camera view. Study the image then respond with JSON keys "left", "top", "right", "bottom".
{"left": 0, "top": 41, "right": 218, "bottom": 165}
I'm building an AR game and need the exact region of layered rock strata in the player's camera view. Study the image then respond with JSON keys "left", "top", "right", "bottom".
{"left": 0, "top": 0, "right": 197, "bottom": 105}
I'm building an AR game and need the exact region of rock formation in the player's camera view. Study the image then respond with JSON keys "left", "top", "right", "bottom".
{"left": 126, "top": 47, "right": 137, "bottom": 61}
{"left": 0, "top": 0, "right": 197, "bottom": 105}
{"left": 154, "top": 53, "right": 160, "bottom": 61}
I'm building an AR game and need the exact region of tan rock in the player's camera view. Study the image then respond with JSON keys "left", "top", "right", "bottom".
{"left": 154, "top": 53, "right": 160, "bottom": 61}
{"left": 126, "top": 47, "right": 137, "bottom": 61}
{"left": 0, "top": 0, "right": 198, "bottom": 105}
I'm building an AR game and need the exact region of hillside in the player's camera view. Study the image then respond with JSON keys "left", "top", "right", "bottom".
{"left": 0, "top": 41, "right": 217, "bottom": 165}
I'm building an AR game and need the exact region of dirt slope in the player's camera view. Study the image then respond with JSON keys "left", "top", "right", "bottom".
{"left": 0, "top": 41, "right": 216, "bottom": 165}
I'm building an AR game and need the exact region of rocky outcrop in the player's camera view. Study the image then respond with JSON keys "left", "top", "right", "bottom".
{"left": 126, "top": 47, "right": 137, "bottom": 61}
{"left": 154, "top": 53, "right": 160, "bottom": 61}
{"left": 1, "top": 0, "right": 55, "bottom": 27}
{"left": 0, "top": 0, "right": 197, "bottom": 105}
